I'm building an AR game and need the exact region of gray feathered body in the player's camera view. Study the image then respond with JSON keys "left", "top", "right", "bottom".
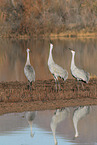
{"left": 48, "top": 61, "right": 68, "bottom": 81}
{"left": 71, "top": 50, "right": 90, "bottom": 83}
{"left": 71, "top": 65, "right": 90, "bottom": 83}
{"left": 24, "top": 65, "right": 35, "bottom": 82}
{"left": 48, "top": 44, "right": 68, "bottom": 81}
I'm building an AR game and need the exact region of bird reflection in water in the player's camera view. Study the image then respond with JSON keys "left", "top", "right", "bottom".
{"left": 26, "top": 111, "right": 37, "bottom": 137}
{"left": 50, "top": 108, "right": 70, "bottom": 145}
{"left": 73, "top": 106, "right": 90, "bottom": 139}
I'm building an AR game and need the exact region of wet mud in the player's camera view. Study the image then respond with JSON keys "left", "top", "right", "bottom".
{"left": 0, "top": 79, "right": 97, "bottom": 115}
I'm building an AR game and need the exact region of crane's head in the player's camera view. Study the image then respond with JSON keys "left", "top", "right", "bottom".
{"left": 50, "top": 43, "right": 53, "bottom": 50}
{"left": 27, "top": 48, "right": 30, "bottom": 53}
{"left": 68, "top": 48, "right": 75, "bottom": 54}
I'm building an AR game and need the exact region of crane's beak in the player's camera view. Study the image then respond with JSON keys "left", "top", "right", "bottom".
{"left": 68, "top": 48, "right": 75, "bottom": 51}
{"left": 68, "top": 48, "right": 72, "bottom": 50}
{"left": 27, "top": 48, "right": 32, "bottom": 53}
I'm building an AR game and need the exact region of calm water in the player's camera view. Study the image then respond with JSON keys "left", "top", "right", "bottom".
{"left": 0, "top": 38, "right": 97, "bottom": 81}
{"left": 0, "top": 38, "right": 97, "bottom": 145}
{"left": 0, "top": 105, "right": 97, "bottom": 145}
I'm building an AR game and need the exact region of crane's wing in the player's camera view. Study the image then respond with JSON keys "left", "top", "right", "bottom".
{"left": 71, "top": 66, "right": 90, "bottom": 83}
{"left": 49, "top": 63, "right": 68, "bottom": 79}
{"left": 24, "top": 65, "right": 35, "bottom": 82}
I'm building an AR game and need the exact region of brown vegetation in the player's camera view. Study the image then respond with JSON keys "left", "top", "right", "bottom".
{"left": 0, "top": 79, "right": 97, "bottom": 114}
{"left": 0, "top": 0, "right": 97, "bottom": 37}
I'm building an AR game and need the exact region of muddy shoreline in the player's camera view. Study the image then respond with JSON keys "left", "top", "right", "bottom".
{"left": 0, "top": 79, "right": 97, "bottom": 115}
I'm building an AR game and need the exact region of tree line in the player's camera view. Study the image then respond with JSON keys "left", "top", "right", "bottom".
{"left": 0, "top": 0, "right": 97, "bottom": 37}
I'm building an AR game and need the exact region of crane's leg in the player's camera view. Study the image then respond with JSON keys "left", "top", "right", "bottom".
{"left": 27, "top": 85, "right": 30, "bottom": 90}
{"left": 81, "top": 81, "right": 84, "bottom": 89}
{"left": 30, "top": 81, "right": 32, "bottom": 91}
{"left": 77, "top": 80, "right": 79, "bottom": 91}
{"left": 30, "top": 81, "right": 32, "bottom": 86}
{"left": 57, "top": 80, "right": 60, "bottom": 91}
{"left": 56, "top": 77, "right": 61, "bottom": 91}
{"left": 53, "top": 76, "right": 58, "bottom": 91}
{"left": 27, "top": 81, "right": 32, "bottom": 90}
{"left": 27, "top": 81, "right": 30, "bottom": 90}
{"left": 55, "top": 79, "right": 57, "bottom": 91}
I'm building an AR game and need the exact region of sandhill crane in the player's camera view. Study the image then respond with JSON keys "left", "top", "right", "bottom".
{"left": 73, "top": 106, "right": 90, "bottom": 138}
{"left": 69, "top": 48, "right": 90, "bottom": 88}
{"left": 50, "top": 108, "right": 69, "bottom": 145}
{"left": 48, "top": 43, "right": 68, "bottom": 91}
{"left": 26, "top": 111, "right": 37, "bottom": 137}
{"left": 24, "top": 48, "right": 35, "bottom": 90}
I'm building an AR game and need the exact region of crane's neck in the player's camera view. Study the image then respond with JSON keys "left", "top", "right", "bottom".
{"left": 51, "top": 121, "right": 57, "bottom": 145}
{"left": 26, "top": 51, "right": 30, "bottom": 65}
{"left": 74, "top": 123, "right": 78, "bottom": 137}
{"left": 48, "top": 47, "right": 54, "bottom": 65}
{"left": 73, "top": 117, "right": 78, "bottom": 138}
{"left": 71, "top": 52, "right": 75, "bottom": 69}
